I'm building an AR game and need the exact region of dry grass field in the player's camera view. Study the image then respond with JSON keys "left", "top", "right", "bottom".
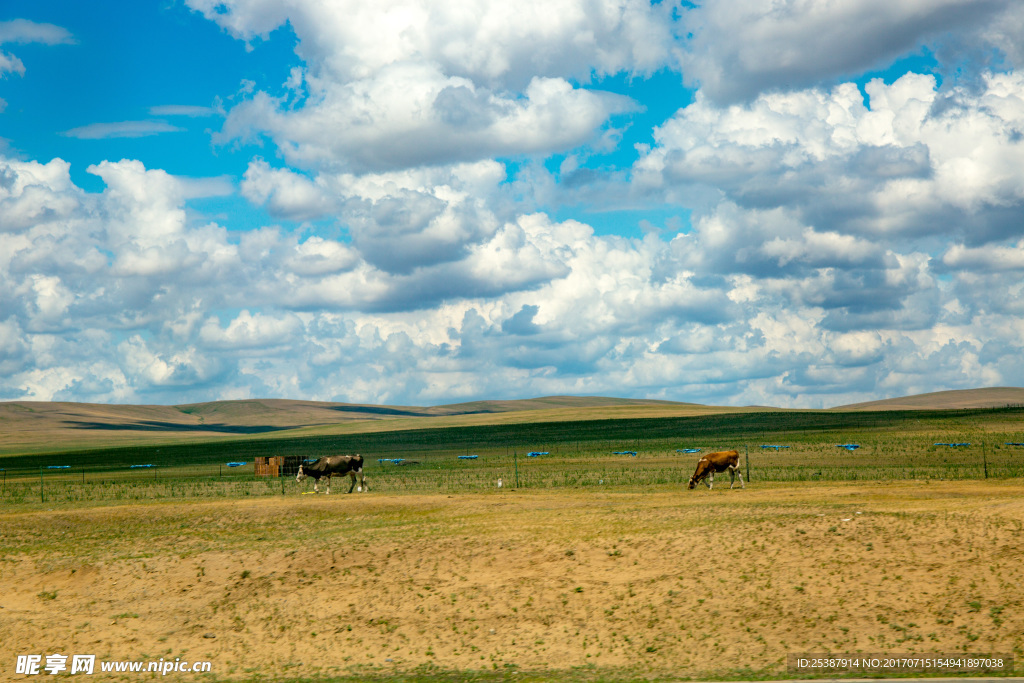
{"left": 2, "top": 480, "right": 1023, "bottom": 682}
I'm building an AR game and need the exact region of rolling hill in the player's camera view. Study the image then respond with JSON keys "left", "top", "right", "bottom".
{"left": 0, "top": 396, "right": 749, "bottom": 455}
{"left": 2, "top": 387, "right": 1022, "bottom": 456}
{"left": 831, "top": 386, "right": 1024, "bottom": 411}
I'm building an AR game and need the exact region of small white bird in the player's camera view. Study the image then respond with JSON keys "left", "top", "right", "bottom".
{"left": 497, "top": 478, "right": 503, "bottom": 488}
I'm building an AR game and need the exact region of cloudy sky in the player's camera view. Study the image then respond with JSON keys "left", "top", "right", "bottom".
{"left": 2, "top": 0, "right": 1023, "bottom": 408}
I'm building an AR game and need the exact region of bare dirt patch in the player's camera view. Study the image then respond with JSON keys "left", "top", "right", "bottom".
{"left": 2, "top": 481, "right": 1023, "bottom": 681}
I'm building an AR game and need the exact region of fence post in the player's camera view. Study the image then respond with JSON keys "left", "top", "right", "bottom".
{"left": 983, "top": 442, "right": 989, "bottom": 479}
{"left": 745, "top": 444, "right": 750, "bottom": 483}
{"left": 40, "top": 466, "right": 44, "bottom": 503}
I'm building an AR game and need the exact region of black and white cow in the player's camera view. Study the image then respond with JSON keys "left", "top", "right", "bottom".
{"left": 296, "top": 454, "right": 367, "bottom": 494}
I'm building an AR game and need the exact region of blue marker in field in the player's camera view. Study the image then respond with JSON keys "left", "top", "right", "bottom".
{"left": 760, "top": 445, "right": 789, "bottom": 450}
{"left": 130, "top": 464, "right": 154, "bottom": 468}
{"left": 458, "top": 455, "right": 478, "bottom": 460}
{"left": 526, "top": 451, "right": 548, "bottom": 457}
{"left": 226, "top": 462, "right": 246, "bottom": 467}
{"left": 677, "top": 448, "right": 701, "bottom": 453}
{"left": 836, "top": 444, "right": 860, "bottom": 450}
{"left": 613, "top": 451, "right": 637, "bottom": 456}
{"left": 47, "top": 465, "right": 70, "bottom": 469}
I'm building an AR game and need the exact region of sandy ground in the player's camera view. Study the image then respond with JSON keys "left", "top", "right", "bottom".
{"left": 2, "top": 481, "right": 1023, "bottom": 681}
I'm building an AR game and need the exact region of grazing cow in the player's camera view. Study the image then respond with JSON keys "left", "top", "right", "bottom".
{"left": 296, "top": 454, "right": 367, "bottom": 494}
{"left": 687, "top": 450, "right": 744, "bottom": 490}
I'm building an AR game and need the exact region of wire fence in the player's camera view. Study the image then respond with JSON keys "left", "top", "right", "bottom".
{"left": 2, "top": 439, "right": 1023, "bottom": 505}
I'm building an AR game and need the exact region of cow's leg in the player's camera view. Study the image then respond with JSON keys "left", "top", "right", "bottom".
{"left": 707, "top": 472, "right": 714, "bottom": 489}
{"left": 324, "top": 473, "right": 331, "bottom": 494}
{"left": 347, "top": 470, "right": 357, "bottom": 493}
{"left": 728, "top": 466, "right": 744, "bottom": 489}
{"left": 313, "top": 477, "right": 320, "bottom": 494}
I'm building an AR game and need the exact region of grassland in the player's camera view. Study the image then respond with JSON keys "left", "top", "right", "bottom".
{"left": 4, "top": 387, "right": 1024, "bottom": 457}
{"left": 2, "top": 391, "right": 1024, "bottom": 681}
{"left": 1, "top": 482, "right": 1022, "bottom": 682}
{"left": 0, "top": 396, "right": 745, "bottom": 457}
{"left": 3, "top": 403, "right": 1024, "bottom": 507}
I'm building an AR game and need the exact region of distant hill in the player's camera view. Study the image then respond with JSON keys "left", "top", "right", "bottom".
{"left": 831, "top": 387, "right": 1024, "bottom": 411}
{"left": 0, "top": 395, "right": 695, "bottom": 429}
{"left": 168, "top": 395, "right": 715, "bottom": 427}
{"left": 0, "top": 396, "right": 740, "bottom": 456}
{"left": 4, "top": 389, "right": 1023, "bottom": 457}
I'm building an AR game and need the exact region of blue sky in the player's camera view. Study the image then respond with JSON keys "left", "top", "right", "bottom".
{"left": 1, "top": 0, "right": 1023, "bottom": 408}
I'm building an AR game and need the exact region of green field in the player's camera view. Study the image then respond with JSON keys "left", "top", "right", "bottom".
{"left": 3, "top": 407, "right": 1024, "bottom": 505}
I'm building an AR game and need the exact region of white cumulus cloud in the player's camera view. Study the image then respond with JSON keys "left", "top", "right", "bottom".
{"left": 192, "top": 0, "right": 668, "bottom": 172}
{"left": 675, "top": 0, "right": 1022, "bottom": 104}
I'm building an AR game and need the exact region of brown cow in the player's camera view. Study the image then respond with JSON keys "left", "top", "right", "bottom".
{"left": 687, "top": 450, "right": 744, "bottom": 490}
{"left": 296, "top": 454, "right": 367, "bottom": 494}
